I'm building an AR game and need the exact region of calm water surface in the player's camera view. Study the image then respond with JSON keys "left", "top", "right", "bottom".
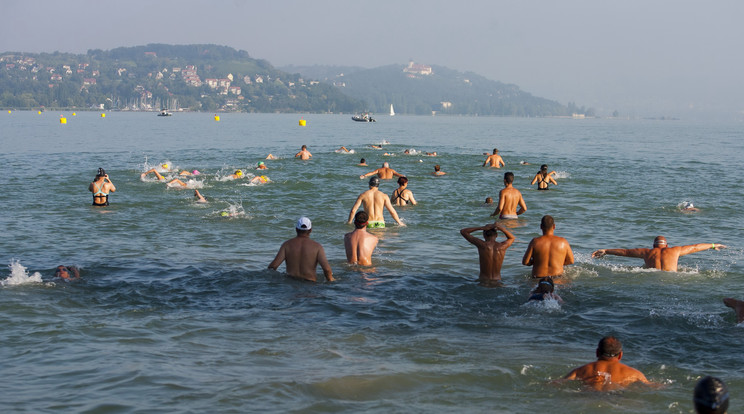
{"left": 1, "top": 111, "right": 742, "bottom": 413}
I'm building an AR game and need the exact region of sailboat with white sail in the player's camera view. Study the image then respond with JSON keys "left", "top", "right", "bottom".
{"left": 389, "top": 104, "right": 395, "bottom": 116}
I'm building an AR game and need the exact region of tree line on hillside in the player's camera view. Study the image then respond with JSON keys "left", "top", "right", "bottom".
{"left": 0, "top": 44, "right": 363, "bottom": 113}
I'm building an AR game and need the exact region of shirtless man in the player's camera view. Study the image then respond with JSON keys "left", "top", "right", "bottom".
{"left": 522, "top": 215, "right": 574, "bottom": 280}
{"left": 460, "top": 222, "right": 515, "bottom": 285}
{"left": 559, "top": 336, "right": 653, "bottom": 391}
{"left": 592, "top": 236, "right": 726, "bottom": 272}
{"left": 391, "top": 176, "right": 417, "bottom": 206}
{"left": 141, "top": 168, "right": 165, "bottom": 180}
{"left": 348, "top": 177, "right": 405, "bottom": 228}
{"left": 490, "top": 172, "right": 526, "bottom": 219}
{"left": 268, "top": 217, "right": 334, "bottom": 282}
{"left": 344, "top": 211, "right": 379, "bottom": 266}
{"left": 295, "top": 145, "right": 312, "bottom": 160}
{"left": 483, "top": 148, "right": 505, "bottom": 168}
{"left": 360, "top": 162, "right": 404, "bottom": 180}
{"left": 89, "top": 168, "right": 116, "bottom": 206}
{"left": 432, "top": 165, "right": 446, "bottom": 176}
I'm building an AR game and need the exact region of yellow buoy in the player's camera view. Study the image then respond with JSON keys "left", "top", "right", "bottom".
{"left": 214, "top": 114, "right": 220, "bottom": 122}
{"left": 72, "top": 112, "right": 76, "bottom": 116}
{"left": 100, "top": 113, "right": 106, "bottom": 118}
{"left": 299, "top": 119, "right": 306, "bottom": 126}
{"left": 38, "top": 110, "right": 42, "bottom": 115}
{"left": 7, "top": 110, "right": 11, "bottom": 114}
{"left": 60, "top": 116, "right": 67, "bottom": 124}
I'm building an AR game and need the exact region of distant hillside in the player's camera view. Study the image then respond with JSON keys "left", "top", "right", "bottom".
{"left": 282, "top": 62, "right": 587, "bottom": 117}
{"left": 0, "top": 44, "right": 363, "bottom": 113}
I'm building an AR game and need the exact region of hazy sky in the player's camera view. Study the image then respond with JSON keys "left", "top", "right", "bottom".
{"left": 3, "top": 0, "right": 743, "bottom": 118}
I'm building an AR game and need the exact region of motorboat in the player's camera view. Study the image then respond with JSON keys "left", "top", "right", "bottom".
{"left": 157, "top": 110, "right": 172, "bottom": 116}
{"left": 352, "top": 112, "right": 375, "bottom": 122}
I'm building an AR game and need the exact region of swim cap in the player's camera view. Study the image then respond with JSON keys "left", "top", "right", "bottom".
{"left": 220, "top": 212, "right": 229, "bottom": 217}
{"left": 235, "top": 170, "right": 242, "bottom": 176}
{"left": 162, "top": 164, "right": 169, "bottom": 169}
{"left": 261, "top": 176, "right": 268, "bottom": 181}
{"left": 258, "top": 161, "right": 264, "bottom": 166}
{"left": 369, "top": 176, "right": 380, "bottom": 187}
{"left": 192, "top": 170, "right": 200, "bottom": 175}
{"left": 296, "top": 216, "right": 312, "bottom": 230}
{"left": 685, "top": 202, "right": 694, "bottom": 209}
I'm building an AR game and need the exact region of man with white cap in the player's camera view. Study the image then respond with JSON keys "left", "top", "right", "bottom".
{"left": 592, "top": 236, "right": 726, "bottom": 272}
{"left": 268, "top": 217, "right": 334, "bottom": 282}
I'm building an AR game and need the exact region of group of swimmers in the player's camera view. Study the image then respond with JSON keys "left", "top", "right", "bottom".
{"left": 85, "top": 143, "right": 735, "bottom": 402}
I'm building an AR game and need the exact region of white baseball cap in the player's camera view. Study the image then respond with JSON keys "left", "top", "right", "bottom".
{"left": 296, "top": 217, "right": 312, "bottom": 230}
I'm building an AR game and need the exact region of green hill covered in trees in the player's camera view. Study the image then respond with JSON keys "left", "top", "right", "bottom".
{"left": 0, "top": 44, "right": 362, "bottom": 112}
{"left": 0, "top": 44, "right": 589, "bottom": 116}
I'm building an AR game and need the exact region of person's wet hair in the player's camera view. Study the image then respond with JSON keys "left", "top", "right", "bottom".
{"left": 540, "top": 164, "right": 548, "bottom": 171}
{"left": 354, "top": 211, "right": 369, "bottom": 229}
{"left": 534, "top": 278, "right": 555, "bottom": 294}
{"left": 369, "top": 176, "right": 380, "bottom": 187}
{"left": 694, "top": 376, "right": 729, "bottom": 414}
{"left": 397, "top": 176, "right": 408, "bottom": 186}
{"left": 483, "top": 227, "right": 498, "bottom": 238}
{"left": 597, "top": 336, "right": 623, "bottom": 359}
{"left": 504, "top": 172, "right": 514, "bottom": 184}
{"left": 540, "top": 215, "right": 555, "bottom": 230}
{"left": 360, "top": 158, "right": 366, "bottom": 164}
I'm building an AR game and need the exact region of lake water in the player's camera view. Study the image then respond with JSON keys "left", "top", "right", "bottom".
{"left": 1, "top": 111, "right": 742, "bottom": 413}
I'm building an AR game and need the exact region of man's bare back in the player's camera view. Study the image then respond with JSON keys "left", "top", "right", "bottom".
{"left": 348, "top": 179, "right": 405, "bottom": 226}
{"left": 592, "top": 237, "right": 726, "bottom": 272}
{"left": 563, "top": 359, "right": 651, "bottom": 391}
{"left": 344, "top": 227, "right": 379, "bottom": 266}
{"left": 268, "top": 218, "right": 333, "bottom": 282}
{"left": 483, "top": 154, "right": 505, "bottom": 168}
{"left": 360, "top": 163, "right": 403, "bottom": 180}
{"left": 460, "top": 223, "right": 515, "bottom": 284}
{"left": 490, "top": 173, "right": 526, "bottom": 219}
{"left": 522, "top": 216, "right": 574, "bottom": 279}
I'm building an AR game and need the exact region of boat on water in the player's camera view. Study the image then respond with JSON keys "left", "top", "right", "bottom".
{"left": 352, "top": 112, "right": 375, "bottom": 122}
{"left": 158, "top": 110, "right": 172, "bottom": 117}
{"left": 390, "top": 104, "right": 395, "bottom": 116}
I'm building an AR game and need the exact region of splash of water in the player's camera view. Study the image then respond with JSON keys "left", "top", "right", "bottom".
{"left": 1, "top": 259, "right": 43, "bottom": 286}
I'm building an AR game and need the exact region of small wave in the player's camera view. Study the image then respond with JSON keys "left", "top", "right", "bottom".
{"left": 1, "top": 259, "right": 43, "bottom": 286}
{"left": 553, "top": 171, "right": 570, "bottom": 179}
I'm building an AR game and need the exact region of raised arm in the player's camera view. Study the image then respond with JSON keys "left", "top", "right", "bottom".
{"left": 592, "top": 248, "right": 649, "bottom": 258}
{"left": 678, "top": 243, "right": 727, "bottom": 257}
{"left": 530, "top": 173, "right": 539, "bottom": 185}
{"left": 460, "top": 226, "right": 486, "bottom": 245}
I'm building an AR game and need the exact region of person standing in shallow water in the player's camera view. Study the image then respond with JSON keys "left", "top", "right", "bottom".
{"left": 490, "top": 172, "right": 526, "bottom": 220}
{"left": 592, "top": 236, "right": 726, "bottom": 272}
{"left": 268, "top": 217, "right": 334, "bottom": 282}
{"left": 391, "top": 176, "right": 416, "bottom": 206}
{"left": 89, "top": 168, "right": 116, "bottom": 206}
{"left": 460, "top": 222, "right": 515, "bottom": 286}
{"left": 295, "top": 145, "right": 312, "bottom": 160}
{"left": 531, "top": 164, "right": 557, "bottom": 190}
{"left": 344, "top": 211, "right": 379, "bottom": 266}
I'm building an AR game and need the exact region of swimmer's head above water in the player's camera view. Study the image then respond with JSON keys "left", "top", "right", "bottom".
{"left": 653, "top": 236, "right": 668, "bottom": 248}
{"left": 369, "top": 176, "right": 380, "bottom": 187}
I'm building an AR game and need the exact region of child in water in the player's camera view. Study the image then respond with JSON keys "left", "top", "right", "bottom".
{"left": 528, "top": 278, "right": 563, "bottom": 303}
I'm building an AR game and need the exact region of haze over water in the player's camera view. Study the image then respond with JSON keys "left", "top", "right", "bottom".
{"left": 1, "top": 111, "right": 742, "bottom": 412}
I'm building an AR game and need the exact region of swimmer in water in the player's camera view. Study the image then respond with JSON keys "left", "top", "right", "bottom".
{"left": 723, "top": 298, "right": 744, "bottom": 324}
{"left": 360, "top": 162, "right": 404, "bottom": 180}
{"left": 179, "top": 170, "right": 200, "bottom": 176}
{"left": 681, "top": 201, "right": 700, "bottom": 212}
{"left": 490, "top": 172, "right": 526, "bottom": 220}
{"left": 558, "top": 336, "right": 655, "bottom": 391}
{"left": 358, "top": 158, "right": 368, "bottom": 166}
{"left": 141, "top": 168, "right": 165, "bottom": 180}
{"left": 592, "top": 236, "right": 727, "bottom": 272}
{"left": 55, "top": 265, "right": 80, "bottom": 280}
{"left": 89, "top": 168, "right": 116, "bottom": 206}
{"left": 483, "top": 148, "right": 505, "bottom": 168}
{"left": 432, "top": 164, "right": 446, "bottom": 176}
{"left": 391, "top": 176, "right": 417, "bottom": 206}
{"left": 484, "top": 197, "right": 494, "bottom": 205}
{"left": 694, "top": 376, "right": 729, "bottom": 414}
{"left": 295, "top": 145, "right": 312, "bottom": 160}
{"left": 425, "top": 151, "right": 437, "bottom": 156}
{"left": 266, "top": 154, "right": 277, "bottom": 160}
{"left": 256, "top": 161, "right": 267, "bottom": 170}
{"left": 228, "top": 170, "right": 244, "bottom": 179}
{"left": 531, "top": 164, "right": 558, "bottom": 190}
{"left": 250, "top": 175, "right": 269, "bottom": 184}
{"left": 336, "top": 146, "right": 351, "bottom": 153}
{"left": 194, "top": 189, "right": 207, "bottom": 203}
{"left": 460, "top": 222, "right": 515, "bottom": 286}
{"left": 527, "top": 277, "right": 563, "bottom": 303}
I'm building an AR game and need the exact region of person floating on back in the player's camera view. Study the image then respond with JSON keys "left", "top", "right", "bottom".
{"left": 592, "top": 236, "right": 726, "bottom": 272}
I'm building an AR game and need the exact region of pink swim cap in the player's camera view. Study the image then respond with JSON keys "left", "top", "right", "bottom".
{"left": 192, "top": 170, "right": 200, "bottom": 175}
